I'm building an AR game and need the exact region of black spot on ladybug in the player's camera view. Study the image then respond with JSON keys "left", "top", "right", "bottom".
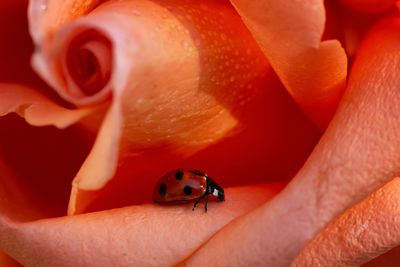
{"left": 159, "top": 184, "right": 167, "bottom": 197}
{"left": 184, "top": 185, "right": 192, "bottom": 195}
{"left": 190, "top": 170, "right": 206, "bottom": 177}
{"left": 175, "top": 171, "right": 184, "bottom": 180}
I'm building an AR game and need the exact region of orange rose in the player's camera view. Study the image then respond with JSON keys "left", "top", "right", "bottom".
{"left": 1, "top": 0, "right": 400, "bottom": 266}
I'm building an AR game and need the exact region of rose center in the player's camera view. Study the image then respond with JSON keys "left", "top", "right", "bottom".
{"left": 66, "top": 30, "right": 112, "bottom": 97}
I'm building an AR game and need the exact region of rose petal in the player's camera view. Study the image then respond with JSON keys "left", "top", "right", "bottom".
{"left": 0, "top": 83, "right": 92, "bottom": 128}
{"left": 0, "top": 184, "right": 283, "bottom": 266}
{"left": 183, "top": 15, "right": 400, "bottom": 266}
{"left": 31, "top": 20, "right": 113, "bottom": 106}
{"left": 230, "top": 0, "right": 348, "bottom": 128}
{"left": 293, "top": 178, "right": 400, "bottom": 266}
{"left": 0, "top": 0, "right": 101, "bottom": 129}
{"left": 324, "top": 1, "right": 383, "bottom": 59}
{"left": 28, "top": 0, "right": 102, "bottom": 42}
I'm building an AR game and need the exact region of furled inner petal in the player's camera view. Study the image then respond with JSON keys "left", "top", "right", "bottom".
{"left": 30, "top": 25, "right": 114, "bottom": 106}
{"left": 65, "top": 30, "right": 112, "bottom": 97}
{"left": 0, "top": 83, "right": 93, "bottom": 128}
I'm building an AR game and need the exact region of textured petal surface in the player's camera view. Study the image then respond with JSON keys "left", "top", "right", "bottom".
{"left": 291, "top": 16, "right": 400, "bottom": 266}
{"left": 293, "top": 178, "right": 400, "bottom": 266}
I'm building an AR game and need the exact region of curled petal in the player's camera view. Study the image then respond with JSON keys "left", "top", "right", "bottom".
{"left": 0, "top": 0, "right": 95, "bottom": 129}
{"left": 230, "top": 0, "right": 348, "bottom": 128}
{"left": 31, "top": 21, "right": 113, "bottom": 106}
{"left": 64, "top": 29, "right": 112, "bottom": 97}
{"left": 0, "top": 83, "right": 92, "bottom": 128}
{"left": 29, "top": 0, "right": 110, "bottom": 106}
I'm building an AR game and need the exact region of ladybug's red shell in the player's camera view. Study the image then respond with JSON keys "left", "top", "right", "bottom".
{"left": 152, "top": 169, "right": 207, "bottom": 203}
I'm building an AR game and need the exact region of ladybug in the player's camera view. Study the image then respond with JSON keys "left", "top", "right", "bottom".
{"left": 153, "top": 169, "right": 225, "bottom": 212}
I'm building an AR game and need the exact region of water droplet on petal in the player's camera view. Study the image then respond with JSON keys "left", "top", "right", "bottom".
{"left": 40, "top": 0, "right": 47, "bottom": 11}
{"left": 220, "top": 33, "right": 227, "bottom": 41}
{"left": 131, "top": 9, "right": 141, "bottom": 16}
{"left": 71, "top": 2, "right": 79, "bottom": 13}
{"left": 160, "top": 9, "right": 169, "bottom": 19}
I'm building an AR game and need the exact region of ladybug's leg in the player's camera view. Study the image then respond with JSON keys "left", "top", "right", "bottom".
{"left": 204, "top": 194, "right": 209, "bottom": 213}
{"left": 192, "top": 195, "right": 206, "bottom": 211}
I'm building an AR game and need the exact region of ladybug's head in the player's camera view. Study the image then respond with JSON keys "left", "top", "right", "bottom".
{"left": 217, "top": 187, "right": 225, "bottom": 201}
